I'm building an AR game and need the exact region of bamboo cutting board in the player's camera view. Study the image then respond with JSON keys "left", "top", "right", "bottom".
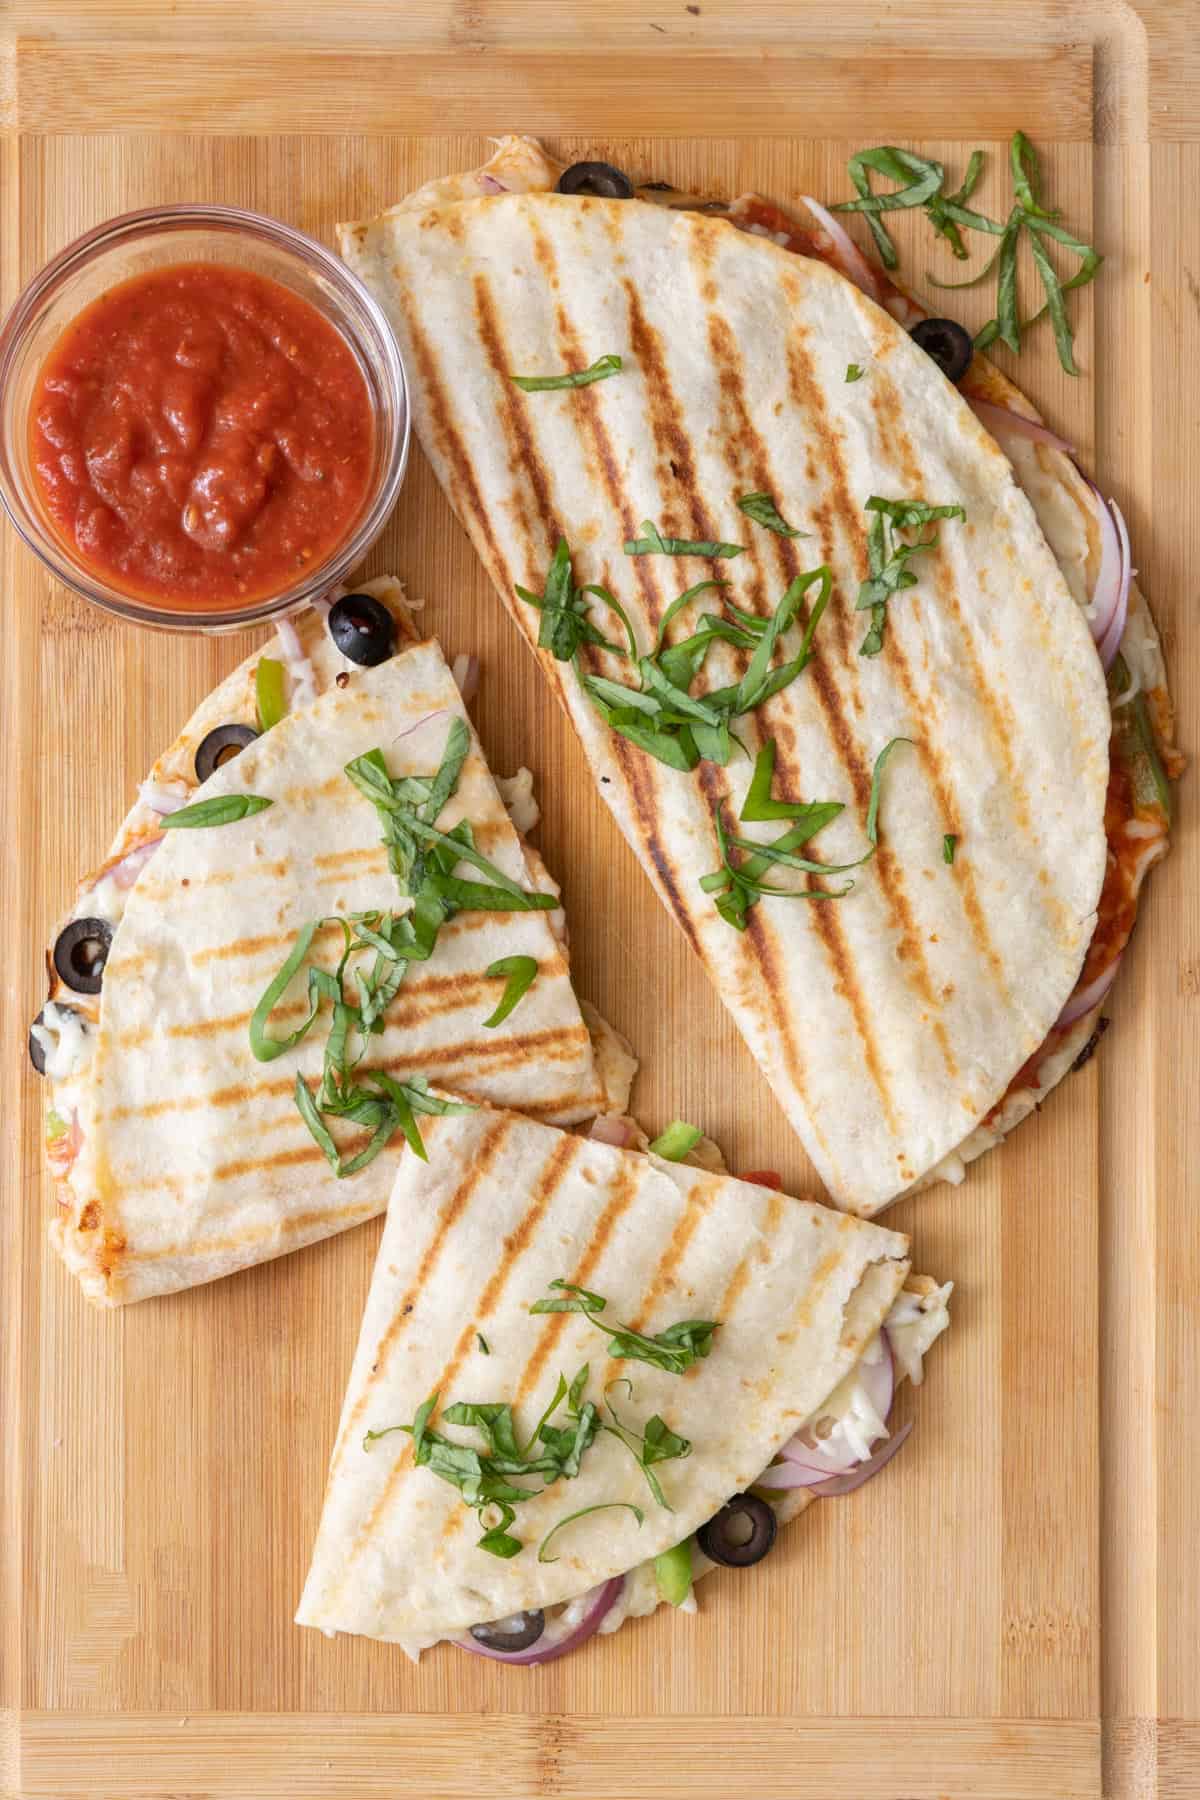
{"left": 2, "top": 6, "right": 1197, "bottom": 1798}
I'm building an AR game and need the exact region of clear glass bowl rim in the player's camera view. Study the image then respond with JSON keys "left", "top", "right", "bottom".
{"left": 0, "top": 201, "right": 410, "bottom": 633}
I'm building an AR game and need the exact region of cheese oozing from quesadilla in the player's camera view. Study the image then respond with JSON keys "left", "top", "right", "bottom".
{"left": 296, "top": 1105, "right": 950, "bottom": 1654}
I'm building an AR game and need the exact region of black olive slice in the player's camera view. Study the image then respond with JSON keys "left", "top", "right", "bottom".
{"left": 469, "top": 1609, "right": 545, "bottom": 1653}
{"left": 328, "top": 594, "right": 396, "bottom": 668}
{"left": 194, "top": 723, "right": 259, "bottom": 783}
{"left": 696, "top": 1493, "right": 777, "bottom": 1568}
{"left": 28, "top": 1003, "right": 85, "bottom": 1076}
{"left": 52, "top": 918, "right": 113, "bottom": 996}
{"left": 556, "top": 161, "right": 635, "bottom": 201}
{"left": 909, "top": 316, "right": 974, "bottom": 384}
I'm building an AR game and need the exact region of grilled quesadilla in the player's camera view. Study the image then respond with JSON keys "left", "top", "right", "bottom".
{"left": 338, "top": 137, "right": 1179, "bottom": 1213}
{"left": 297, "top": 1104, "right": 950, "bottom": 1659}
{"left": 34, "top": 596, "right": 634, "bottom": 1305}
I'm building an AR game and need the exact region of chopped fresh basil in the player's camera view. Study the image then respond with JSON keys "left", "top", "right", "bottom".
{"left": 704, "top": 736, "right": 908, "bottom": 928}
{"left": 482, "top": 954, "right": 539, "bottom": 1028}
{"left": 741, "top": 739, "right": 845, "bottom": 829}
{"left": 602, "top": 1390, "right": 691, "bottom": 1509}
{"left": 159, "top": 792, "right": 273, "bottom": 829}
{"left": 255, "top": 656, "right": 287, "bottom": 732}
{"left": 845, "top": 363, "right": 865, "bottom": 382}
{"left": 856, "top": 496, "right": 965, "bottom": 658}
{"left": 655, "top": 580, "right": 729, "bottom": 652}
{"left": 943, "top": 833, "right": 957, "bottom": 865}
{"left": 251, "top": 721, "right": 553, "bottom": 1166}
{"left": 516, "top": 539, "right": 631, "bottom": 661}
{"left": 624, "top": 518, "right": 744, "bottom": 559}
{"left": 538, "top": 1502, "right": 644, "bottom": 1565}
{"left": 477, "top": 1332, "right": 491, "bottom": 1355}
{"left": 837, "top": 133, "right": 1101, "bottom": 373}
{"left": 510, "top": 352, "right": 623, "bottom": 392}
{"left": 477, "top": 1502, "right": 523, "bottom": 1558}
{"left": 531, "top": 1278, "right": 719, "bottom": 1374}
{"left": 736, "top": 491, "right": 809, "bottom": 538}
{"left": 648, "top": 1121, "right": 703, "bottom": 1161}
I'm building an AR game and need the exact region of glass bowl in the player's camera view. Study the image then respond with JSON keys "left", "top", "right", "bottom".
{"left": 0, "top": 203, "right": 409, "bottom": 633}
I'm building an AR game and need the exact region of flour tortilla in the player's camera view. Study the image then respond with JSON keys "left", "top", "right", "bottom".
{"left": 50, "top": 641, "right": 629, "bottom": 1306}
{"left": 297, "top": 1104, "right": 915, "bottom": 1643}
{"left": 339, "top": 179, "right": 1111, "bottom": 1213}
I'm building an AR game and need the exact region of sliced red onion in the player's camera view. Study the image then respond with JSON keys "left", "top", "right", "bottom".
{"left": 805, "top": 1418, "right": 914, "bottom": 1496}
{"left": 1055, "top": 952, "right": 1122, "bottom": 1030}
{"left": 966, "top": 396, "right": 1075, "bottom": 455}
{"left": 1096, "top": 499, "right": 1132, "bottom": 671}
{"left": 391, "top": 707, "right": 450, "bottom": 746}
{"left": 451, "top": 651, "right": 481, "bottom": 705}
{"left": 798, "top": 196, "right": 882, "bottom": 301}
{"left": 107, "top": 835, "right": 164, "bottom": 889}
{"left": 589, "top": 1115, "right": 637, "bottom": 1149}
{"left": 455, "top": 1576, "right": 623, "bottom": 1666}
{"left": 138, "top": 779, "right": 190, "bottom": 816}
{"left": 478, "top": 173, "right": 509, "bottom": 195}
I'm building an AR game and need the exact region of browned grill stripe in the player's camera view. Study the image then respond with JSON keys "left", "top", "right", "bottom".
{"left": 697, "top": 305, "right": 923, "bottom": 1108}
{"left": 132, "top": 1196, "right": 379, "bottom": 1262}
{"left": 472, "top": 274, "right": 561, "bottom": 558}
{"left": 396, "top": 289, "right": 515, "bottom": 596}
{"left": 431, "top": 1131, "right": 590, "bottom": 1553}
{"left": 329, "top": 1115, "right": 514, "bottom": 1479}
{"left": 105, "top": 1023, "right": 593, "bottom": 1127}
{"left": 627, "top": 1172, "right": 721, "bottom": 1333}
{"left": 349, "top": 1126, "right": 581, "bottom": 1564}
{"left": 143, "top": 959, "right": 564, "bottom": 1047}
{"left": 611, "top": 279, "right": 827, "bottom": 1128}
{"left": 513, "top": 1156, "right": 643, "bottom": 1406}
{"left": 683, "top": 1185, "right": 787, "bottom": 1379}
{"left": 777, "top": 1244, "right": 845, "bottom": 1344}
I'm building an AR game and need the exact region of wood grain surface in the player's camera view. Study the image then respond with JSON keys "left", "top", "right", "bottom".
{"left": 1, "top": 6, "right": 1196, "bottom": 1799}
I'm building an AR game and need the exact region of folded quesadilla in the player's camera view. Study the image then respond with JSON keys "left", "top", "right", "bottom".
{"left": 338, "top": 138, "right": 1179, "bottom": 1213}
{"left": 34, "top": 592, "right": 633, "bottom": 1304}
{"left": 297, "top": 1104, "right": 950, "bottom": 1659}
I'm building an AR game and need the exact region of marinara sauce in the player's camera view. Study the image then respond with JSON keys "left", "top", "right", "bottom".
{"left": 30, "top": 262, "right": 373, "bottom": 611}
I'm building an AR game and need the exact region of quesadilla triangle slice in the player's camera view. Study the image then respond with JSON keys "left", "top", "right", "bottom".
{"left": 50, "top": 639, "right": 631, "bottom": 1307}
{"left": 339, "top": 159, "right": 1123, "bottom": 1214}
{"left": 297, "top": 1105, "right": 950, "bottom": 1659}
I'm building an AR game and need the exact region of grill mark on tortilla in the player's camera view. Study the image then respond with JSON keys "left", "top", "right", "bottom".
{"left": 777, "top": 1243, "right": 845, "bottom": 1342}
{"left": 472, "top": 273, "right": 561, "bottom": 559}
{"left": 618, "top": 276, "right": 836, "bottom": 1126}
{"left": 626, "top": 1173, "right": 721, "bottom": 1332}
{"left": 135, "top": 1197, "right": 379, "bottom": 1262}
{"left": 862, "top": 374, "right": 1017, "bottom": 992}
{"left": 699, "top": 308, "right": 931, "bottom": 1100}
{"left": 513, "top": 1157, "right": 643, "bottom": 1406}
{"left": 158, "top": 903, "right": 549, "bottom": 976}
{"left": 522, "top": 222, "right": 666, "bottom": 633}
{"left": 104, "top": 1023, "right": 593, "bottom": 1127}
{"left": 328, "top": 1117, "right": 513, "bottom": 1479}
{"left": 431, "top": 1131, "right": 590, "bottom": 1554}
{"left": 132, "top": 959, "right": 566, "bottom": 1046}
{"left": 683, "top": 1185, "right": 787, "bottom": 1377}
{"left": 394, "top": 289, "right": 514, "bottom": 591}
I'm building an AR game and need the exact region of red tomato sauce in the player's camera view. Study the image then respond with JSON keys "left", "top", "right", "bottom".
{"left": 30, "top": 262, "right": 373, "bottom": 611}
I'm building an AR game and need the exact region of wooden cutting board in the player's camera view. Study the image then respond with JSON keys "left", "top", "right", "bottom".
{"left": 2, "top": 6, "right": 1196, "bottom": 1798}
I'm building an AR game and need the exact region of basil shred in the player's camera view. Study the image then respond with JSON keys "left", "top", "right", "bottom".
{"left": 520, "top": 539, "right": 832, "bottom": 776}
{"left": 531, "top": 1278, "right": 719, "bottom": 1376}
{"left": 856, "top": 496, "right": 965, "bottom": 658}
{"left": 248, "top": 718, "right": 553, "bottom": 1171}
{"left": 623, "top": 518, "right": 745, "bottom": 559}
{"left": 702, "top": 736, "right": 910, "bottom": 930}
{"left": 833, "top": 132, "right": 1102, "bottom": 375}
{"left": 482, "top": 954, "right": 539, "bottom": 1028}
{"left": 736, "top": 491, "right": 808, "bottom": 538}
{"left": 160, "top": 793, "right": 274, "bottom": 829}
{"left": 363, "top": 1312, "right": 705, "bottom": 1557}
{"left": 510, "top": 352, "right": 623, "bottom": 392}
